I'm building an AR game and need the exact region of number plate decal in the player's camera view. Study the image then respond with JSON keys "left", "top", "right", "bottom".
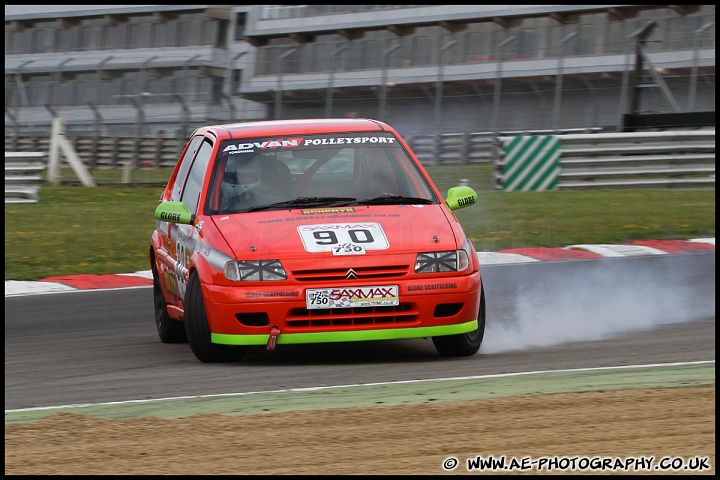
{"left": 306, "top": 285, "right": 399, "bottom": 309}
{"left": 297, "top": 223, "right": 389, "bottom": 253}
{"left": 332, "top": 243, "right": 366, "bottom": 255}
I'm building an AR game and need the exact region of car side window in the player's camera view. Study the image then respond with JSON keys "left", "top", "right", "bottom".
{"left": 180, "top": 139, "right": 214, "bottom": 215}
{"left": 171, "top": 135, "right": 204, "bottom": 202}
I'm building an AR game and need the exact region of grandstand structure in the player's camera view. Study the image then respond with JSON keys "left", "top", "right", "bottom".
{"left": 5, "top": 5, "right": 716, "bottom": 140}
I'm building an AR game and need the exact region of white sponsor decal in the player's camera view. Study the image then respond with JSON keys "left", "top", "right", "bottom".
{"left": 306, "top": 285, "right": 399, "bottom": 309}
{"left": 223, "top": 138, "right": 304, "bottom": 152}
{"left": 297, "top": 222, "right": 389, "bottom": 253}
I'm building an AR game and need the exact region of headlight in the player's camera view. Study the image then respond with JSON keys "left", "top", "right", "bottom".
{"left": 415, "top": 250, "right": 469, "bottom": 273}
{"left": 224, "top": 260, "right": 287, "bottom": 281}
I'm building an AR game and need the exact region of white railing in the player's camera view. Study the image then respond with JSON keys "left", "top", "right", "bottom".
{"left": 5, "top": 152, "right": 46, "bottom": 204}
{"left": 546, "top": 130, "right": 715, "bottom": 190}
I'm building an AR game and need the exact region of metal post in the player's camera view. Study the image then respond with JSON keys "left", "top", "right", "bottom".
{"left": 274, "top": 48, "right": 297, "bottom": 120}
{"left": 619, "top": 21, "right": 656, "bottom": 129}
{"left": 14, "top": 60, "right": 34, "bottom": 108}
{"left": 125, "top": 97, "right": 144, "bottom": 183}
{"left": 140, "top": 55, "right": 158, "bottom": 96}
{"left": 128, "top": 97, "right": 144, "bottom": 140}
{"left": 220, "top": 93, "right": 235, "bottom": 123}
{"left": 581, "top": 78, "right": 600, "bottom": 127}
{"left": 618, "top": 43, "right": 632, "bottom": 130}
{"left": 378, "top": 42, "right": 400, "bottom": 120}
{"left": 638, "top": 43, "right": 681, "bottom": 113}
{"left": 688, "top": 22, "right": 714, "bottom": 111}
{"left": 5, "top": 108, "right": 18, "bottom": 137}
{"left": 57, "top": 57, "right": 73, "bottom": 80}
{"left": 137, "top": 56, "right": 154, "bottom": 140}
{"left": 552, "top": 32, "right": 577, "bottom": 130}
{"left": 173, "top": 94, "right": 190, "bottom": 139}
{"left": 96, "top": 56, "right": 114, "bottom": 105}
{"left": 52, "top": 58, "right": 73, "bottom": 122}
{"left": 491, "top": 36, "right": 516, "bottom": 133}
{"left": 326, "top": 44, "right": 348, "bottom": 118}
{"left": 183, "top": 54, "right": 201, "bottom": 102}
{"left": 226, "top": 51, "right": 247, "bottom": 121}
{"left": 44, "top": 104, "right": 57, "bottom": 118}
{"left": 87, "top": 101, "right": 102, "bottom": 138}
{"left": 433, "top": 39, "right": 457, "bottom": 164}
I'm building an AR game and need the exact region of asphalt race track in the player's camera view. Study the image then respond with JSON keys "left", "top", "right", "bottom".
{"left": 4, "top": 251, "right": 715, "bottom": 418}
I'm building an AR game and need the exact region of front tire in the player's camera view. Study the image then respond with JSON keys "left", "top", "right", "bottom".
{"left": 184, "top": 272, "right": 247, "bottom": 363}
{"left": 432, "top": 286, "right": 486, "bottom": 357}
{"left": 153, "top": 268, "right": 187, "bottom": 343}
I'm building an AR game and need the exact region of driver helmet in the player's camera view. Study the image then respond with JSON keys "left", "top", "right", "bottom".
{"left": 223, "top": 155, "right": 262, "bottom": 198}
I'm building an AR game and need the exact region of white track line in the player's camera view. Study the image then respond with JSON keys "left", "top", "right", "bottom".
{"left": 5, "top": 360, "right": 714, "bottom": 414}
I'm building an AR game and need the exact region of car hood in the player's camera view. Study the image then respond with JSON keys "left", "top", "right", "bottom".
{"left": 211, "top": 204, "right": 461, "bottom": 259}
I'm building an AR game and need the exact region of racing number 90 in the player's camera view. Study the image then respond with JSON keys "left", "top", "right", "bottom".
{"left": 313, "top": 229, "right": 374, "bottom": 245}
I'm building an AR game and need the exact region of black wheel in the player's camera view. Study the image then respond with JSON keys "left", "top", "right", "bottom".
{"left": 432, "top": 286, "right": 486, "bottom": 357}
{"left": 184, "top": 272, "right": 247, "bottom": 363}
{"left": 153, "top": 269, "right": 187, "bottom": 343}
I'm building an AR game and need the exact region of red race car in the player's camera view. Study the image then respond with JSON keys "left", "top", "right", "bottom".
{"left": 150, "top": 118, "right": 485, "bottom": 362}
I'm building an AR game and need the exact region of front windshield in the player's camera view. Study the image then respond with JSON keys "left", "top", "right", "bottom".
{"left": 206, "top": 132, "right": 438, "bottom": 214}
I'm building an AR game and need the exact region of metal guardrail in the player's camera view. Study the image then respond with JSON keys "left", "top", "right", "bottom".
{"left": 408, "top": 132, "right": 504, "bottom": 166}
{"left": 547, "top": 130, "right": 715, "bottom": 190}
{"left": 489, "top": 129, "right": 715, "bottom": 190}
{"left": 5, "top": 152, "right": 47, "bottom": 204}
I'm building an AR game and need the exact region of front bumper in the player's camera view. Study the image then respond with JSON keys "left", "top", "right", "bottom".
{"left": 203, "top": 273, "right": 482, "bottom": 346}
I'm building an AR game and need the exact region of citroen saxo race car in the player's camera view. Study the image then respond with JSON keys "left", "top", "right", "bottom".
{"left": 150, "top": 118, "right": 485, "bottom": 362}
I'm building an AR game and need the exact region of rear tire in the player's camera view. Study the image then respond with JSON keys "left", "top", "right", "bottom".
{"left": 432, "top": 287, "right": 486, "bottom": 357}
{"left": 153, "top": 268, "right": 187, "bottom": 343}
{"left": 184, "top": 272, "right": 247, "bottom": 363}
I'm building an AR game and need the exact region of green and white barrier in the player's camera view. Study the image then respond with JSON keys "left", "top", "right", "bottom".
{"left": 499, "top": 135, "right": 561, "bottom": 191}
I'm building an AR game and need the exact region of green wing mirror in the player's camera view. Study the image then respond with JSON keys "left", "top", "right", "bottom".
{"left": 155, "top": 201, "right": 195, "bottom": 224}
{"left": 445, "top": 186, "right": 478, "bottom": 211}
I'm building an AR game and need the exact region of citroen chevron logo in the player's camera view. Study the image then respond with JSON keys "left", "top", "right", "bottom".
{"left": 345, "top": 269, "right": 358, "bottom": 279}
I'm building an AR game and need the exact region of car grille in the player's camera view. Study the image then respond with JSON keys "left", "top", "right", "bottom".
{"left": 286, "top": 303, "right": 417, "bottom": 328}
{"left": 291, "top": 264, "right": 410, "bottom": 282}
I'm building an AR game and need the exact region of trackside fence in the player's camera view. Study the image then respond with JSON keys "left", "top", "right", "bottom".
{"left": 5, "top": 135, "right": 185, "bottom": 170}
{"left": 4, "top": 128, "right": 715, "bottom": 195}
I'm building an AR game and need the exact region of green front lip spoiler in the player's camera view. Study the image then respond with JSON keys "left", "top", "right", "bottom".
{"left": 212, "top": 320, "right": 478, "bottom": 345}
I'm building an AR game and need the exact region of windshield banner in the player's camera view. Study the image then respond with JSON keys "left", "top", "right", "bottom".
{"left": 221, "top": 133, "right": 398, "bottom": 156}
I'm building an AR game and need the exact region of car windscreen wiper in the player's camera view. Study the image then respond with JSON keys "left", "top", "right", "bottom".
{"left": 357, "top": 195, "right": 434, "bottom": 205}
{"left": 245, "top": 196, "right": 357, "bottom": 212}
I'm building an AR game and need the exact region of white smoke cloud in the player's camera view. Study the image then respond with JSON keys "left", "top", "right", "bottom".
{"left": 480, "top": 257, "right": 715, "bottom": 354}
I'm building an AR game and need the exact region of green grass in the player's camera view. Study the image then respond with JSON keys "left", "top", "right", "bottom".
{"left": 4, "top": 165, "right": 715, "bottom": 281}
